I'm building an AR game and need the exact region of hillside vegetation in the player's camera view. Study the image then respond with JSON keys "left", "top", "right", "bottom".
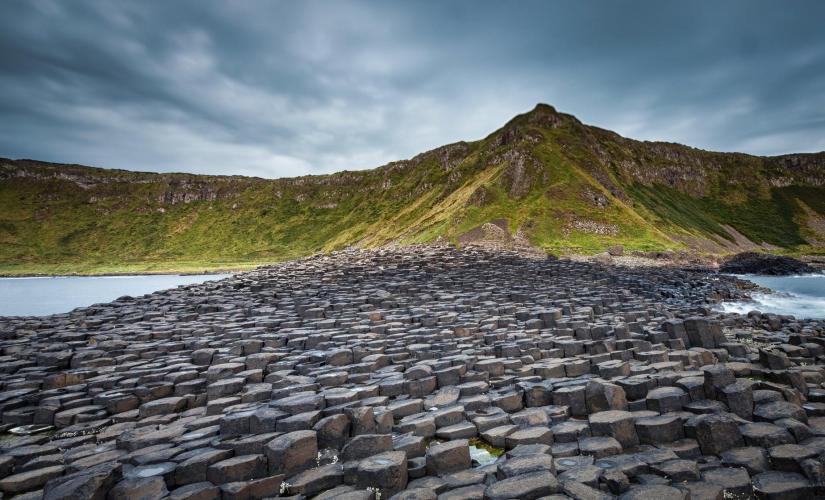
{"left": 2, "top": 104, "right": 824, "bottom": 275}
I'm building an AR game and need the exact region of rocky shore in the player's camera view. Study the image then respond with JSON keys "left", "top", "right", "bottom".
{"left": 1, "top": 246, "right": 824, "bottom": 499}
{"left": 719, "top": 252, "right": 818, "bottom": 276}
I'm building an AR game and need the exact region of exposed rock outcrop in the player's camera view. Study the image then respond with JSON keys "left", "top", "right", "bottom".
{"left": 720, "top": 252, "right": 817, "bottom": 276}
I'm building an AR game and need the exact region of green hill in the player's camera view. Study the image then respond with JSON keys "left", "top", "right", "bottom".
{"left": 2, "top": 104, "right": 824, "bottom": 275}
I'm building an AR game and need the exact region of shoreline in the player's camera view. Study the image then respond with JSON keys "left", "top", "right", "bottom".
{"left": 0, "top": 252, "right": 708, "bottom": 278}
{"left": 718, "top": 272, "right": 825, "bottom": 320}
{"left": 0, "top": 269, "right": 242, "bottom": 278}
{"left": 1, "top": 247, "right": 822, "bottom": 278}
{"left": 0, "top": 262, "right": 268, "bottom": 278}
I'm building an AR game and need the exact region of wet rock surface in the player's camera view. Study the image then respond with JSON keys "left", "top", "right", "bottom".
{"left": 1, "top": 246, "right": 825, "bottom": 499}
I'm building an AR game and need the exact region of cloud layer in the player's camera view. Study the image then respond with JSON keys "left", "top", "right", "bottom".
{"left": 1, "top": 0, "right": 824, "bottom": 178}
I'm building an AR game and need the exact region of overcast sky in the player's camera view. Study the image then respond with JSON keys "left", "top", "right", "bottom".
{"left": 1, "top": 1, "right": 824, "bottom": 178}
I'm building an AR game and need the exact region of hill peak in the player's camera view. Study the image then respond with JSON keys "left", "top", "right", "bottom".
{"left": 530, "top": 102, "right": 559, "bottom": 114}
{"left": 500, "top": 102, "right": 581, "bottom": 133}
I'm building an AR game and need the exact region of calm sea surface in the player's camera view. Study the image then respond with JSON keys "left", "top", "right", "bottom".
{"left": 720, "top": 273, "right": 825, "bottom": 319}
{"left": 0, "top": 274, "right": 231, "bottom": 317}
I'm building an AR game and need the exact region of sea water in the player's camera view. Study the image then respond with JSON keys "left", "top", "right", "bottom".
{"left": 719, "top": 273, "right": 825, "bottom": 319}
{"left": 0, "top": 274, "right": 231, "bottom": 317}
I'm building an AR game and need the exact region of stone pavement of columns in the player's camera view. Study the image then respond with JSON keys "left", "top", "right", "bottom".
{"left": 1, "top": 246, "right": 824, "bottom": 499}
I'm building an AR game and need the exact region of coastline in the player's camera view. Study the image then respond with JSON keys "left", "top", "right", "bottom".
{"left": 0, "top": 269, "right": 242, "bottom": 278}
{"left": 0, "top": 262, "right": 267, "bottom": 278}
{"left": 718, "top": 272, "right": 825, "bottom": 319}
{"left": 1, "top": 248, "right": 822, "bottom": 278}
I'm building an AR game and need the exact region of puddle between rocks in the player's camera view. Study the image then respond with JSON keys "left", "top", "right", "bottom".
{"left": 9, "top": 424, "right": 54, "bottom": 436}
{"left": 468, "top": 438, "right": 503, "bottom": 467}
{"left": 133, "top": 465, "right": 169, "bottom": 478}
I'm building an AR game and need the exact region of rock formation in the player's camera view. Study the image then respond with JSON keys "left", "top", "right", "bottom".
{"left": 1, "top": 247, "right": 824, "bottom": 498}
{"left": 720, "top": 252, "right": 817, "bottom": 276}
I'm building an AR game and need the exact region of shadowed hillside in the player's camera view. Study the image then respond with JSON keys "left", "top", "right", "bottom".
{"left": 2, "top": 104, "right": 824, "bottom": 274}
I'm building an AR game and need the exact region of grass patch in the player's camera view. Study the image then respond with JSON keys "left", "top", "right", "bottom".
{"left": 627, "top": 183, "right": 815, "bottom": 248}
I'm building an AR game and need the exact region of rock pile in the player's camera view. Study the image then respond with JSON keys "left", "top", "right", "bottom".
{"left": 719, "top": 252, "right": 817, "bottom": 276}
{"left": 1, "top": 246, "right": 824, "bottom": 499}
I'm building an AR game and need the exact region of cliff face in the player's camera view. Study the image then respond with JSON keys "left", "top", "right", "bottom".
{"left": 0, "top": 161, "right": 260, "bottom": 204}
{"left": 1, "top": 103, "right": 824, "bottom": 273}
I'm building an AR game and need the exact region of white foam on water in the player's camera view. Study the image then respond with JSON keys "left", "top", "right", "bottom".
{"left": 719, "top": 292, "right": 825, "bottom": 319}
{"left": 719, "top": 273, "right": 825, "bottom": 319}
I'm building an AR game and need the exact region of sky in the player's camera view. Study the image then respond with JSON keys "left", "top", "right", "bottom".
{"left": 1, "top": 1, "right": 824, "bottom": 178}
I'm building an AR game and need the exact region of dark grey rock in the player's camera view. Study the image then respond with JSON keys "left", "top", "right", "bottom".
{"left": 426, "top": 439, "right": 470, "bottom": 475}
{"left": 483, "top": 471, "right": 559, "bottom": 500}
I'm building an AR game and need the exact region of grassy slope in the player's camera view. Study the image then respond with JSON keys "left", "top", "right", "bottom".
{"left": 1, "top": 104, "right": 824, "bottom": 274}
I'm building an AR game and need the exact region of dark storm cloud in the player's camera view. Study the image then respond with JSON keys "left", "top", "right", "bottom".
{"left": 1, "top": 0, "right": 824, "bottom": 177}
